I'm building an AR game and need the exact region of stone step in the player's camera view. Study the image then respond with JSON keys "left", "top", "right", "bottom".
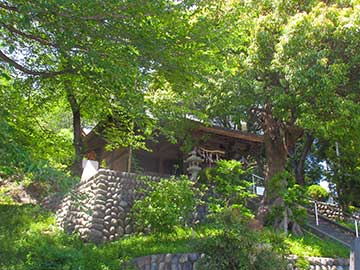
{"left": 306, "top": 212, "right": 355, "bottom": 248}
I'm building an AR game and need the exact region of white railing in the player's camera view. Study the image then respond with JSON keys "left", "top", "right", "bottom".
{"left": 251, "top": 174, "right": 265, "bottom": 196}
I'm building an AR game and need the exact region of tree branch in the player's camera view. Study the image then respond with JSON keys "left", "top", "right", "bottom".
{"left": 1, "top": 23, "right": 59, "bottom": 48}
{"left": 0, "top": 2, "right": 18, "bottom": 12}
{"left": 58, "top": 12, "right": 129, "bottom": 21}
{"left": 0, "top": 50, "right": 73, "bottom": 77}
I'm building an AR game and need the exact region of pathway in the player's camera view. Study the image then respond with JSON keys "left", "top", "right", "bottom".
{"left": 305, "top": 208, "right": 356, "bottom": 248}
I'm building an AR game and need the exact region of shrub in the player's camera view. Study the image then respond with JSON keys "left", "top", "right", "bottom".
{"left": 199, "top": 160, "right": 254, "bottom": 217}
{"left": 196, "top": 219, "right": 286, "bottom": 270}
{"left": 132, "top": 176, "right": 195, "bottom": 235}
{"left": 307, "top": 185, "right": 329, "bottom": 202}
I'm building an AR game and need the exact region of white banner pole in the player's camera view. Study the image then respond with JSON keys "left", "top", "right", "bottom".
{"left": 315, "top": 201, "right": 319, "bottom": 226}
{"left": 252, "top": 175, "right": 255, "bottom": 194}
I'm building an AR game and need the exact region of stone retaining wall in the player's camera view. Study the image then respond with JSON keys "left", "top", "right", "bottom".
{"left": 132, "top": 253, "right": 201, "bottom": 270}
{"left": 56, "top": 169, "right": 158, "bottom": 243}
{"left": 315, "top": 201, "right": 346, "bottom": 221}
{"left": 288, "top": 255, "right": 349, "bottom": 270}
{"left": 131, "top": 253, "right": 349, "bottom": 270}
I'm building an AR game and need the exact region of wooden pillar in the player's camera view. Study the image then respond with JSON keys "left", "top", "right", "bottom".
{"left": 350, "top": 238, "right": 360, "bottom": 270}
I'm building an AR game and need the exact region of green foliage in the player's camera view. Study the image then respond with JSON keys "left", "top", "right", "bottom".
{"left": 196, "top": 220, "right": 287, "bottom": 270}
{"left": 0, "top": 204, "right": 349, "bottom": 269}
{"left": 265, "top": 171, "right": 308, "bottom": 226}
{"left": 0, "top": 73, "right": 78, "bottom": 196}
{"left": 284, "top": 231, "right": 349, "bottom": 258}
{"left": 199, "top": 160, "right": 254, "bottom": 217}
{"left": 0, "top": 204, "right": 216, "bottom": 270}
{"left": 132, "top": 176, "right": 195, "bottom": 235}
{"left": 307, "top": 185, "right": 329, "bottom": 202}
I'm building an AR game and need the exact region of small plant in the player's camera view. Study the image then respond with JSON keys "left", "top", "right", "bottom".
{"left": 196, "top": 219, "right": 286, "bottom": 270}
{"left": 132, "top": 176, "right": 195, "bottom": 236}
{"left": 307, "top": 185, "right": 329, "bottom": 202}
{"left": 264, "top": 171, "right": 308, "bottom": 234}
{"left": 199, "top": 160, "right": 254, "bottom": 217}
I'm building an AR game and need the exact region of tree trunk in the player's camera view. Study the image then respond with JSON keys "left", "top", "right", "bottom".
{"left": 294, "top": 133, "right": 314, "bottom": 186}
{"left": 257, "top": 107, "right": 303, "bottom": 234}
{"left": 257, "top": 115, "right": 288, "bottom": 222}
{"left": 66, "top": 88, "right": 83, "bottom": 176}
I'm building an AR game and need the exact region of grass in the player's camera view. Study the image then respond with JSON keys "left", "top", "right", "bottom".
{"left": 0, "top": 203, "right": 350, "bottom": 270}
{"left": 337, "top": 220, "right": 358, "bottom": 231}
{"left": 284, "top": 231, "right": 349, "bottom": 258}
{"left": 0, "top": 204, "right": 219, "bottom": 270}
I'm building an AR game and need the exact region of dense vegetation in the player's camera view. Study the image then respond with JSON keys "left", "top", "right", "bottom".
{"left": 0, "top": 0, "right": 359, "bottom": 269}
{"left": 0, "top": 204, "right": 348, "bottom": 270}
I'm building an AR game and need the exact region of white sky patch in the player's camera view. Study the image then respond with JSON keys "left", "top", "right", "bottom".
{"left": 319, "top": 180, "right": 330, "bottom": 192}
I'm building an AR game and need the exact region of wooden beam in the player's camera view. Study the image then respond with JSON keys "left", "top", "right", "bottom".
{"left": 198, "top": 126, "right": 264, "bottom": 143}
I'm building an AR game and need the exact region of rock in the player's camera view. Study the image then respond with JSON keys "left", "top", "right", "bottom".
{"left": 159, "top": 262, "right": 165, "bottom": 270}
{"left": 117, "top": 226, "right": 124, "bottom": 236}
{"left": 95, "top": 194, "right": 106, "bottom": 201}
{"left": 89, "top": 229, "right": 102, "bottom": 239}
{"left": 188, "top": 253, "right": 199, "bottom": 263}
{"left": 105, "top": 202, "right": 112, "bottom": 208}
{"left": 97, "top": 189, "right": 107, "bottom": 196}
{"left": 92, "top": 223, "right": 104, "bottom": 231}
{"left": 119, "top": 200, "right": 128, "bottom": 207}
{"left": 125, "top": 225, "right": 132, "bottom": 234}
{"left": 94, "top": 205, "right": 105, "bottom": 211}
{"left": 182, "top": 262, "right": 192, "bottom": 270}
{"left": 92, "top": 218, "right": 104, "bottom": 224}
{"left": 110, "top": 218, "right": 117, "bottom": 225}
{"left": 93, "top": 211, "right": 105, "bottom": 219}
{"left": 125, "top": 217, "right": 131, "bottom": 225}
{"left": 179, "top": 254, "right": 188, "bottom": 263}
{"left": 106, "top": 198, "right": 114, "bottom": 204}
{"left": 97, "top": 183, "right": 107, "bottom": 190}
{"left": 103, "top": 229, "right": 110, "bottom": 236}
{"left": 109, "top": 226, "right": 116, "bottom": 234}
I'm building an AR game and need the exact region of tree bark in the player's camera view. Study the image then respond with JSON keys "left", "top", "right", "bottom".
{"left": 294, "top": 133, "right": 314, "bottom": 186}
{"left": 257, "top": 106, "right": 303, "bottom": 234}
{"left": 257, "top": 109, "right": 287, "bottom": 221}
{"left": 66, "top": 88, "right": 83, "bottom": 176}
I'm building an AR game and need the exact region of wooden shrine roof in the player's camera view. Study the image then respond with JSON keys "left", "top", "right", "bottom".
{"left": 197, "top": 125, "right": 264, "bottom": 143}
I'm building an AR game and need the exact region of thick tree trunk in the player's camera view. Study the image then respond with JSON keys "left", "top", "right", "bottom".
{"left": 66, "top": 89, "right": 83, "bottom": 176}
{"left": 257, "top": 114, "right": 287, "bottom": 222}
{"left": 294, "top": 133, "right": 314, "bottom": 186}
{"left": 257, "top": 107, "right": 303, "bottom": 234}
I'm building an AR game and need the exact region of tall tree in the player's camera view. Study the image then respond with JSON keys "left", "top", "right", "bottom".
{"left": 0, "top": 0, "right": 217, "bottom": 174}
{"left": 203, "top": 0, "right": 360, "bottom": 231}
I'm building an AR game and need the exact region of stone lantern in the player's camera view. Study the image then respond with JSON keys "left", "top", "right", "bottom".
{"left": 185, "top": 149, "right": 203, "bottom": 180}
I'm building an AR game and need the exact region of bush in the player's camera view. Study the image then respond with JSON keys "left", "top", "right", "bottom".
{"left": 307, "top": 185, "right": 329, "bottom": 202}
{"left": 196, "top": 217, "right": 286, "bottom": 270}
{"left": 132, "top": 176, "right": 195, "bottom": 235}
{"left": 199, "top": 160, "right": 254, "bottom": 216}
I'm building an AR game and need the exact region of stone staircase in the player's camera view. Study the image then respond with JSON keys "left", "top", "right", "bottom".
{"left": 248, "top": 174, "right": 357, "bottom": 248}
{"left": 247, "top": 198, "right": 356, "bottom": 248}
{"left": 305, "top": 208, "right": 356, "bottom": 248}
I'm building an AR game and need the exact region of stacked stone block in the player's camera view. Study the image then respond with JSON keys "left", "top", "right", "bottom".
{"left": 132, "top": 253, "right": 201, "bottom": 270}
{"left": 315, "top": 202, "right": 346, "bottom": 221}
{"left": 57, "top": 169, "right": 159, "bottom": 243}
{"left": 288, "top": 256, "right": 349, "bottom": 270}
{"left": 131, "top": 253, "right": 349, "bottom": 270}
